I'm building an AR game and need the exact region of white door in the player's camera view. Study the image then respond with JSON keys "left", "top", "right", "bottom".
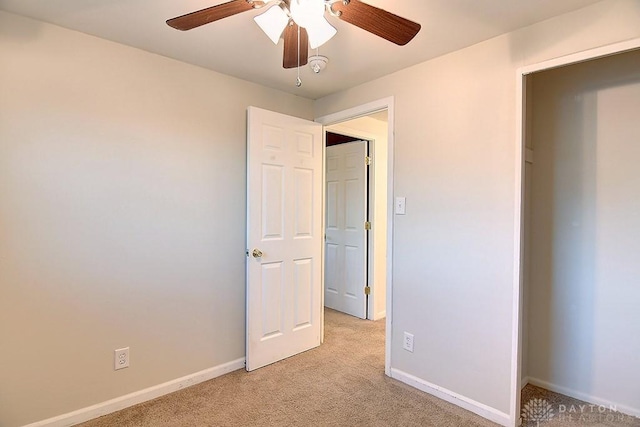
{"left": 246, "top": 107, "right": 323, "bottom": 371}
{"left": 324, "top": 141, "right": 368, "bottom": 319}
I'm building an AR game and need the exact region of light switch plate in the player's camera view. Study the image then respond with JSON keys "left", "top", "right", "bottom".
{"left": 395, "top": 197, "right": 406, "bottom": 215}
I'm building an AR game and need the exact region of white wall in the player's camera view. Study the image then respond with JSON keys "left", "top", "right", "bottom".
{"left": 0, "top": 11, "right": 313, "bottom": 427}
{"left": 526, "top": 49, "right": 640, "bottom": 415}
{"left": 327, "top": 115, "right": 388, "bottom": 320}
{"left": 314, "top": 0, "right": 640, "bottom": 423}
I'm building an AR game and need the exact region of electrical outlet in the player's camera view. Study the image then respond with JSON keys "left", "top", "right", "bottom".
{"left": 114, "top": 347, "right": 129, "bottom": 370}
{"left": 403, "top": 332, "right": 414, "bottom": 353}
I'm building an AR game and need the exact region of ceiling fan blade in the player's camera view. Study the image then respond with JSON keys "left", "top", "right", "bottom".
{"left": 283, "top": 24, "right": 309, "bottom": 69}
{"left": 166, "top": 0, "right": 255, "bottom": 31}
{"left": 332, "top": 0, "right": 421, "bottom": 46}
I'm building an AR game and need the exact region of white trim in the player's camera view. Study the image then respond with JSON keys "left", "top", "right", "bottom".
{"left": 390, "top": 368, "right": 511, "bottom": 427}
{"left": 526, "top": 377, "right": 640, "bottom": 419}
{"left": 520, "top": 38, "right": 640, "bottom": 76}
{"left": 320, "top": 123, "right": 326, "bottom": 344}
{"left": 316, "top": 96, "right": 395, "bottom": 377}
{"left": 24, "top": 358, "right": 246, "bottom": 427}
{"left": 373, "top": 310, "right": 386, "bottom": 321}
{"left": 513, "top": 37, "right": 640, "bottom": 427}
{"left": 510, "top": 69, "right": 526, "bottom": 427}
{"left": 316, "top": 98, "right": 391, "bottom": 126}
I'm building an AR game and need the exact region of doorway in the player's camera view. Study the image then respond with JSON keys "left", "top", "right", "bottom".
{"left": 316, "top": 97, "right": 395, "bottom": 376}
{"left": 324, "top": 136, "right": 370, "bottom": 319}
{"left": 514, "top": 42, "right": 640, "bottom": 422}
{"left": 246, "top": 98, "right": 395, "bottom": 374}
{"left": 323, "top": 112, "right": 388, "bottom": 321}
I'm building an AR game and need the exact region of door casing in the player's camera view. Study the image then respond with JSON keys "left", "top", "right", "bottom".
{"left": 316, "top": 97, "right": 395, "bottom": 376}
{"left": 512, "top": 39, "right": 640, "bottom": 427}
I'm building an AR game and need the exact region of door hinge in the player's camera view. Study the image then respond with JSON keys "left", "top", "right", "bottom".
{"left": 364, "top": 221, "right": 371, "bottom": 230}
{"left": 365, "top": 156, "right": 372, "bottom": 166}
{"left": 364, "top": 286, "right": 371, "bottom": 295}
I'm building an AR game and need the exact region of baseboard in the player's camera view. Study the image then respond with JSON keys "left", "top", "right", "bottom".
{"left": 24, "top": 358, "right": 246, "bottom": 427}
{"left": 521, "top": 376, "right": 531, "bottom": 389}
{"left": 526, "top": 377, "right": 640, "bottom": 419}
{"left": 373, "top": 310, "right": 386, "bottom": 321}
{"left": 390, "top": 368, "right": 511, "bottom": 426}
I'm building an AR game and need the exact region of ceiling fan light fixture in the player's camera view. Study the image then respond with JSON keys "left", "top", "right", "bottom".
{"left": 289, "top": 0, "right": 325, "bottom": 29}
{"left": 167, "top": 0, "right": 422, "bottom": 72}
{"left": 306, "top": 17, "right": 337, "bottom": 49}
{"left": 308, "top": 54, "right": 328, "bottom": 73}
{"left": 254, "top": 4, "right": 290, "bottom": 44}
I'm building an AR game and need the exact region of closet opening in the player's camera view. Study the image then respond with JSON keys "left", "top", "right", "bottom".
{"left": 518, "top": 47, "right": 640, "bottom": 423}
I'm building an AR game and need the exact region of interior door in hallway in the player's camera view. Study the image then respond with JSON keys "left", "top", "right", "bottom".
{"left": 246, "top": 107, "right": 323, "bottom": 371}
{"left": 324, "top": 140, "right": 368, "bottom": 319}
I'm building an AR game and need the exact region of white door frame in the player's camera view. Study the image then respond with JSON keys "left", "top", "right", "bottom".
{"left": 511, "top": 38, "right": 640, "bottom": 427}
{"left": 316, "top": 97, "right": 395, "bottom": 376}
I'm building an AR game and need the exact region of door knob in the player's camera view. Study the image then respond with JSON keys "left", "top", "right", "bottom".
{"left": 252, "top": 249, "right": 263, "bottom": 258}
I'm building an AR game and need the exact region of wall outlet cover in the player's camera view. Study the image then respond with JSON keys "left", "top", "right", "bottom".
{"left": 114, "top": 347, "right": 129, "bottom": 370}
{"left": 403, "top": 332, "right": 414, "bottom": 353}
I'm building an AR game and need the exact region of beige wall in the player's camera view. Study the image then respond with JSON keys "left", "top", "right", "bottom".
{"left": 3, "top": 1, "right": 640, "bottom": 426}
{"left": 0, "top": 11, "right": 312, "bottom": 427}
{"left": 315, "top": 0, "right": 640, "bottom": 419}
{"left": 526, "top": 49, "right": 640, "bottom": 415}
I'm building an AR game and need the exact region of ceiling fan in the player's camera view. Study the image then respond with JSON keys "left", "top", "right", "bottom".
{"left": 166, "top": 0, "right": 421, "bottom": 70}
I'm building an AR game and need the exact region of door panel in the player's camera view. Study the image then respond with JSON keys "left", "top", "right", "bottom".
{"left": 324, "top": 141, "right": 368, "bottom": 319}
{"left": 246, "top": 107, "right": 323, "bottom": 371}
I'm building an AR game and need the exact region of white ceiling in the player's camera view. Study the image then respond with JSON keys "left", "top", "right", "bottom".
{"left": 0, "top": 0, "right": 602, "bottom": 99}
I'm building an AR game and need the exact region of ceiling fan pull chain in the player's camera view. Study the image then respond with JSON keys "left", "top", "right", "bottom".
{"left": 296, "top": 24, "right": 302, "bottom": 87}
